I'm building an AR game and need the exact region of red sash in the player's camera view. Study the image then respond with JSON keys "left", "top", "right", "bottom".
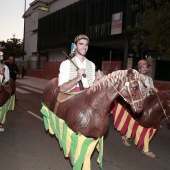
{"left": 73, "top": 87, "right": 89, "bottom": 91}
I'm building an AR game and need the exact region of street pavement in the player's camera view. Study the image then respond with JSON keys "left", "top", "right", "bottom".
{"left": 0, "top": 76, "right": 169, "bottom": 170}
{"left": 16, "top": 76, "right": 50, "bottom": 90}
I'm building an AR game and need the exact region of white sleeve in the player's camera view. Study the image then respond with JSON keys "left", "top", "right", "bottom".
{"left": 0, "top": 74, "right": 3, "bottom": 83}
{"left": 144, "top": 76, "right": 154, "bottom": 88}
{"left": 148, "top": 77, "right": 155, "bottom": 88}
{"left": 4, "top": 65, "right": 10, "bottom": 83}
{"left": 58, "top": 60, "right": 70, "bottom": 86}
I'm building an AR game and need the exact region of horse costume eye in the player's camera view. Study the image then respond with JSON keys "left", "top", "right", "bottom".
{"left": 132, "top": 87, "right": 137, "bottom": 90}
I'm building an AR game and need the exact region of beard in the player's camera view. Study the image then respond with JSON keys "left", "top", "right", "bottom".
{"left": 142, "top": 70, "right": 148, "bottom": 75}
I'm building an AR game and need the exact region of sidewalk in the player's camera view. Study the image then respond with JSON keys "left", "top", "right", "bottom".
{"left": 16, "top": 76, "right": 50, "bottom": 90}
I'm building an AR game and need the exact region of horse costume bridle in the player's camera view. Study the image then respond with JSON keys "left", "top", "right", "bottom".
{"left": 99, "top": 71, "right": 143, "bottom": 112}
{"left": 109, "top": 79, "right": 144, "bottom": 113}
{"left": 118, "top": 80, "right": 144, "bottom": 105}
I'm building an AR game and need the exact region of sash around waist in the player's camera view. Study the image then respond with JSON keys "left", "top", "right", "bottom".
{"left": 73, "top": 87, "right": 89, "bottom": 91}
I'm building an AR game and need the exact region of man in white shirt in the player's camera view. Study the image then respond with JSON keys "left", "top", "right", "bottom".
{"left": 58, "top": 34, "right": 96, "bottom": 93}
{"left": 137, "top": 59, "right": 158, "bottom": 93}
{"left": 121, "top": 59, "right": 158, "bottom": 158}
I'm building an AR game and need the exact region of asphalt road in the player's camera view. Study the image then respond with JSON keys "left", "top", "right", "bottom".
{"left": 0, "top": 82, "right": 170, "bottom": 170}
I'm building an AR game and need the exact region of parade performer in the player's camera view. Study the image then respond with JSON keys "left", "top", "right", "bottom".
{"left": 120, "top": 59, "right": 158, "bottom": 158}
{"left": 58, "top": 34, "right": 102, "bottom": 93}
{"left": 137, "top": 59, "right": 158, "bottom": 94}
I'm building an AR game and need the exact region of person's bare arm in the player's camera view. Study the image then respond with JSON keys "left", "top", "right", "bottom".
{"left": 59, "top": 77, "right": 80, "bottom": 92}
{"left": 59, "top": 68, "right": 85, "bottom": 92}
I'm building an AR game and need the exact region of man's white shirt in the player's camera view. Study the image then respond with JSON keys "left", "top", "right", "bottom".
{"left": 58, "top": 57, "right": 95, "bottom": 91}
{"left": 0, "top": 65, "right": 10, "bottom": 84}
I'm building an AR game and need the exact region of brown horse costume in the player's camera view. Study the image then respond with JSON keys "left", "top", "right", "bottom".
{"left": 110, "top": 90, "right": 170, "bottom": 157}
{"left": 0, "top": 79, "right": 16, "bottom": 107}
{"left": 42, "top": 69, "right": 145, "bottom": 138}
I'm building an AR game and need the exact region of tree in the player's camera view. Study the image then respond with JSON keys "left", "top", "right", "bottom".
{"left": 0, "top": 38, "right": 25, "bottom": 59}
{"left": 129, "top": 0, "right": 170, "bottom": 58}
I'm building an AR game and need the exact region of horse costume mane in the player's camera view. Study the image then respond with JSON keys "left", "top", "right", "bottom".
{"left": 88, "top": 69, "right": 142, "bottom": 93}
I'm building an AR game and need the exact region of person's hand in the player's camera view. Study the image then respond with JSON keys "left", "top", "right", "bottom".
{"left": 144, "top": 87, "right": 157, "bottom": 96}
{"left": 76, "top": 68, "right": 85, "bottom": 81}
{"left": 0, "top": 68, "right": 4, "bottom": 75}
{"left": 154, "top": 87, "right": 158, "bottom": 93}
{"left": 96, "top": 70, "right": 104, "bottom": 80}
{"left": 143, "top": 87, "right": 152, "bottom": 95}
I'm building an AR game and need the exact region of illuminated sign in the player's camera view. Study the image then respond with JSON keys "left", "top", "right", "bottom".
{"left": 111, "top": 12, "right": 123, "bottom": 35}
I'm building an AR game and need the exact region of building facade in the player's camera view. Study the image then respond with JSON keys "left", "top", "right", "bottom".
{"left": 23, "top": 0, "right": 170, "bottom": 80}
{"left": 23, "top": 0, "right": 134, "bottom": 69}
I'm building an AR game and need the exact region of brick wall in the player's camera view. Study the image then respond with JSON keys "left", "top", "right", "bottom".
{"left": 102, "top": 61, "right": 122, "bottom": 74}
{"left": 19, "top": 61, "right": 61, "bottom": 80}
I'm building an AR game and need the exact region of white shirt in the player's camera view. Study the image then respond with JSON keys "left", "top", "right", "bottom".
{"left": 58, "top": 57, "right": 95, "bottom": 91}
{"left": 143, "top": 75, "right": 154, "bottom": 89}
{"left": 0, "top": 74, "right": 3, "bottom": 83}
{"left": 3, "top": 65, "right": 10, "bottom": 84}
{"left": 0, "top": 64, "right": 9, "bottom": 84}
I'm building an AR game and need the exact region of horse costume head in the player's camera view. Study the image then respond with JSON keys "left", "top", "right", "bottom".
{"left": 89, "top": 69, "right": 144, "bottom": 114}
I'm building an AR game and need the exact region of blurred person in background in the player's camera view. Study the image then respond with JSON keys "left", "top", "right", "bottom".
{"left": 6, "top": 56, "right": 19, "bottom": 101}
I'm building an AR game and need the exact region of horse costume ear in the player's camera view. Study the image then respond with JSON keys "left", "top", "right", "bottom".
{"left": 127, "top": 69, "right": 134, "bottom": 80}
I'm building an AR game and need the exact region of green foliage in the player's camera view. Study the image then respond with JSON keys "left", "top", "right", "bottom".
{"left": 0, "top": 38, "right": 26, "bottom": 59}
{"left": 130, "top": 0, "right": 170, "bottom": 58}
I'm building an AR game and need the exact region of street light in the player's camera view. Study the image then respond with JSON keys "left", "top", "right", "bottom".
{"left": 23, "top": 0, "right": 26, "bottom": 60}
{"left": 22, "top": 0, "right": 26, "bottom": 78}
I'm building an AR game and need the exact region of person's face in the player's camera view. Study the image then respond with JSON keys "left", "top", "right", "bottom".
{"left": 9, "top": 56, "right": 14, "bottom": 64}
{"left": 0, "top": 51, "right": 3, "bottom": 56}
{"left": 74, "top": 39, "right": 88, "bottom": 56}
{"left": 139, "top": 64, "right": 149, "bottom": 75}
